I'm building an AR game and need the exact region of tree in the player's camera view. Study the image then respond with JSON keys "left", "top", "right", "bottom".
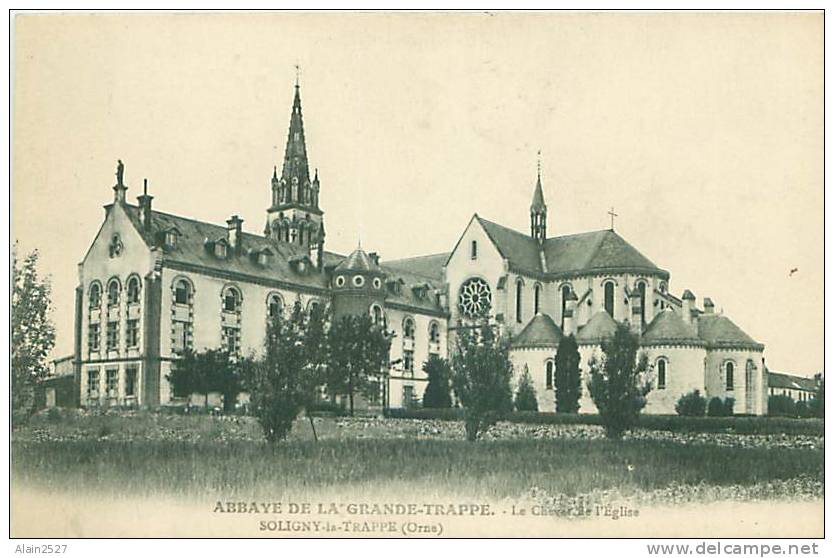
{"left": 554, "top": 334, "right": 582, "bottom": 413}
{"left": 675, "top": 389, "right": 704, "bottom": 417}
{"left": 450, "top": 311, "right": 514, "bottom": 441}
{"left": 167, "top": 348, "right": 242, "bottom": 410}
{"left": 327, "top": 313, "right": 391, "bottom": 416}
{"left": 12, "top": 246, "right": 55, "bottom": 415}
{"left": 587, "top": 323, "right": 652, "bottom": 439}
{"left": 248, "top": 301, "right": 330, "bottom": 442}
{"left": 768, "top": 394, "right": 796, "bottom": 417}
{"left": 514, "top": 365, "right": 538, "bottom": 412}
{"left": 422, "top": 354, "right": 452, "bottom": 408}
{"left": 809, "top": 373, "right": 824, "bottom": 418}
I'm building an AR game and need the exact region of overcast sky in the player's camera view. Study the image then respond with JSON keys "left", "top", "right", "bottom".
{"left": 13, "top": 12, "right": 822, "bottom": 376}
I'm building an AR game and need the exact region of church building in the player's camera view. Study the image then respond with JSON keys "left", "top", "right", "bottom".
{"left": 73, "top": 80, "right": 768, "bottom": 415}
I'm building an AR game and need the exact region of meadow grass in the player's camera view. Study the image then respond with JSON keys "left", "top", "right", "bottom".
{"left": 12, "top": 436, "right": 823, "bottom": 501}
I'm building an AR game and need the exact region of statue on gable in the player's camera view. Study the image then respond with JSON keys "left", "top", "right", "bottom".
{"left": 116, "top": 159, "right": 125, "bottom": 185}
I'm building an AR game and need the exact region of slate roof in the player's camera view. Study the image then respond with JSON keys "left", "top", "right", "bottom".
{"left": 334, "top": 247, "right": 382, "bottom": 274}
{"left": 576, "top": 311, "right": 618, "bottom": 344}
{"left": 512, "top": 313, "right": 563, "bottom": 349}
{"left": 475, "top": 215, "right": 668, "bottom": 279}
{"left": 767, "top": 371, "right": 818, "bottom": 392}
{"left": 530, "top": 175, "right": 546, "bottom": 212}
{"left": 695, "top": 314, "right": 764, "bottom": 351}
{"left": 641, "top": 309, "right": 705, "bottom": 347}
{"left": 382, "top": 253, "right": 449, "bottom": 281}
{"left": 121, "top": 204, "right": 446, "bottom": 315}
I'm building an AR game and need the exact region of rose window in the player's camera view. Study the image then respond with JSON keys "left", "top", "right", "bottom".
{"left": 458, "top": 278, "right": 492, "bottom": 317}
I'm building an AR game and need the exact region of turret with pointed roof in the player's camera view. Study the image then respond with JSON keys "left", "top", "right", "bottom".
{"left": 265, "top": 79, "right": 325, "bottom": 268}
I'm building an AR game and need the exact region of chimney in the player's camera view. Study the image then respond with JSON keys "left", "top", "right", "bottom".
{"left": 227, "top": 215, "right": 243, "bottom": 254}
{"left": 368, "top": 252, "right": 380, "bottom": 266}
{"left": 563, "top": 290, "right": 578, "bottom": 336}
{"left": 137, "top": 179, "right": 154, "bottom": 233}
{"left": 703, "top": 297, "right": 714, "bottom": 314}
{"left": 681, "top": 289, "right": 695, "bottom": 324}
{"left": 629, "top": 289, "right": 643, "bottom": 335}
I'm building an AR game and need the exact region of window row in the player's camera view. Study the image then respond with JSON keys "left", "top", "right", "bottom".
{"left": 89, "top": 276, "right": 142, "bottom": 309}
{"left": 88, "top": 319, "right": 140, "bottom": 353}
{"left": 86, "top": 366, "right": 138, "bottom": 400}
{"left": 400, "top": 317, "right": 442, "bottom": 344}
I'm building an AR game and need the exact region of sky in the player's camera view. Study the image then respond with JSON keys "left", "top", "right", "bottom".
{"left": 12, "top": 12, "right": 823, "bottom": 376}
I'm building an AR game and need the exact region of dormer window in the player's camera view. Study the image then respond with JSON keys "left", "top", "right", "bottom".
{"left": 165, "top": 231, "right": 178, "bottom": 248}
{"left": 214, "top": 242, "right": 227, "bottom": 258}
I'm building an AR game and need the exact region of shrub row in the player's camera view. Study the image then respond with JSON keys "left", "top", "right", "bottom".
{"left": 383, "top": 408, "right": 823, "bottom": 436}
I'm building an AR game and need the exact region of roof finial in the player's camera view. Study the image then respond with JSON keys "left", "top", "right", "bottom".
{"left": 294, "top": 63, "right": 301, "bottom": 88}
{"left": 273, "top": 165, "right": 278, "bottom": 180}
{"left": 608, "top": 207, "right": 619, "bottom": 230}
{"left": 143, "top": 178, "right": 148, "bottom": 196}
{"left": 537, "top": 149, "right": 542, "bottom": 180}
{"left": 116, "top": 159, "right": 124, "bottom": 186}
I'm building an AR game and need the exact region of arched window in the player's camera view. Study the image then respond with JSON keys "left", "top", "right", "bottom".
{"left": 89, "top": 282, "right": 102, "bottom": 309}
{"left": 534, "top": 284, "right": 542, "bottom": 314}
{"left": 725, "top": 361, "right": 735, "bottom": 391}
{"left": 267, "top": 293, "right": 284, "bottom": 318}
{"left": 429, "top": 321, "right": 440, "bottom": 344}
{"left": 470, "top": 240, "right": 478, "bottom": 259}
{"left": 126, "top": 276, "right": 141, "bottom": 304}
{"left": 174, "top": 279, "right": 191, "bottom": 305}
{"left": 656, "top": 358, "right": 668, "bottom": 390}
{"left": 308, "top": 300, "right": 321, "bottom": 316}
{"left": 636, "top": 280, "right": 647, "bottom": 325}
{"left": 107, "top": 279, "right": 121, "bottom": 308}
{"left": 516, "top": 279, "right": 524, "bottom": 323}
{"left": 403, "top": 317, "right": 415, "bottom": 339}
{"left": 545, "top": 360, "right": 554, "bottom": 390}
{"left": 560, "top": 284, "right": 571, "bottom": 323}
{"left": 603, "top": 281, "right": 615, "bottom": 317}
{"left": 223, "top": 286, "right": 242, "bottom": 313}
{"left": 371, "top": 304, "right": 384, "bottom": 326}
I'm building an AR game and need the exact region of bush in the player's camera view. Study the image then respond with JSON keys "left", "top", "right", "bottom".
{"left": 676, "top": 389, "right": 707, "bottom": 417}
{"left": 707, "top": 397, "right": 725, "bottom": 417}
{"left": 422, "top": 355, "right": 453, "bottom": 409}
{"left": 307, "top": 400, "right": 348, "bottom": 417}
{"left": 514, "top": 366, "right": 539, "bottom": 412}
{"left": 768, "top": 394, "right": 796, "bottom": 417}
{"left": 795, "top": 400, "right": 812, "bottom": 418}
{"left": 723, "top": 397, "right": 735, "bottom": 417}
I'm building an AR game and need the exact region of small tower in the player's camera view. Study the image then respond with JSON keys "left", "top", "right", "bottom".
{"left": 530, "top": 155, "right": 547, "bottom": 243}
{"left": 330, "top": 246, "right": 387, "bottom": 322}
{"left": 265, "top": 78, "right": 325, "bottom": 267}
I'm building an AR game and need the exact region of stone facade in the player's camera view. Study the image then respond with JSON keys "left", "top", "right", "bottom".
{"left": 73, "top": 81, "right": 768, "bottom": 415}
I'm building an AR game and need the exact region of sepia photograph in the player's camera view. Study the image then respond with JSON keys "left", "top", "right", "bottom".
{"left": 8, "top": 10, "right": 824, "bottom": 541}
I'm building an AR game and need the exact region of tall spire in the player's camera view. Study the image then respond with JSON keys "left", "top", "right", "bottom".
{"left": 530, "top": 151, "right": 547, "bottom": 243}
{"left": 280, "top": 79, "right": 310, "bottom": 189}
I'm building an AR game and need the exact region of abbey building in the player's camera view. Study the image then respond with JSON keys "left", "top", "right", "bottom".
{"left": 73, "top": 81, "right": 768, "bottom": 415}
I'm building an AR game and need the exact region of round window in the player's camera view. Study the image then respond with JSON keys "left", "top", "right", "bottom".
{"left": 458, "top": 277, "right": 492, "bottom": 317}
{"left": 335, "top": 276, "right": 346, "bottom": 287}
{"left": 373, "top": 277, "right": 382, "bottom": 289}
{"left": 352, "top": 275, "right": 366, "bottom": 287}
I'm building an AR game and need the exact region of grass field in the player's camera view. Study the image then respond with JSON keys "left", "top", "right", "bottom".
{"left": 11, "top": 410, "right": 824, "bottom": 505}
